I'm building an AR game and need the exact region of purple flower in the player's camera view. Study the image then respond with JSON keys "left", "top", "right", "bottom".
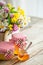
{"left": 0, "top": 2, "right": 6, "bottom": 6}
{"left": 13, "top": 24, "right": 18, "bottom": 31}
{"left": 4, "top": 7, "right": 9, "bottom": 13}
{"left": 10, "top": 14, "right": 14, "bottom": 18}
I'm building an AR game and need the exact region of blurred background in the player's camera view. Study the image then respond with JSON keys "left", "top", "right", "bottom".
{"left": 0, "top": 0, "right": 43, "bottom": 18}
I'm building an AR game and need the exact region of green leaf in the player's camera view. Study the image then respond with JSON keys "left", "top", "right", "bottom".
{"left": 10, "top": 8, "right": 18, "bottom": 13}
{"left": 0, "top": 6, "right": 2, "bottom": 9}
{"left": 11, "top": 11, "right": 17, "bottom": 13}
{"left": 8, "top": 13, "right": 11, "bottom": 25}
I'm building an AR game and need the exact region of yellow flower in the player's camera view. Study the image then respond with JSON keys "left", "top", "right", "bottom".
{"left": 11, "top": 13, "right": 20, "bottom": 23}
{"left": 11, "top": 17, "right": 17, "bottom": 23}
{"left": 7, "top": 3, "right": 12, "bottom": 10}
{"left": 18, "top": 24, "right": 21, "bottom": 28}
{"left": 14, "top": 13, "right": 20, "bottom": 19}
{"left": 18, "top": 7, "right": 25, "bottom": 16}
{"left": 18, "top": 7, "right": 21, "bottom": 11}
{"left": 8, "top": 24, "right": 13, "bottom": 30}
{"left": 20, "top": 10, "right": 24, "bottom": 16}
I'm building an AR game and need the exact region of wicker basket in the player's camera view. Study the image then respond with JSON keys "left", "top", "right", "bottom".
{"left": 0, "top": 32, "right": 5, "bottom": 41}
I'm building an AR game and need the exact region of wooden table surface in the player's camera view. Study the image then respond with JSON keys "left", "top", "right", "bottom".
{"left": 0, "top": 18, "right": 43, "bottom": 65}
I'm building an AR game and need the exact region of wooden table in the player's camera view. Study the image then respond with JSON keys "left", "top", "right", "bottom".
{"left": 0, "top": 19, "right": 43, "bottom": 65}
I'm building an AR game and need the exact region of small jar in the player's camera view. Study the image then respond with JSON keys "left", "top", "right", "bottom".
{"left": 0, "top": 42, "right": 14, "bottom": 60}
